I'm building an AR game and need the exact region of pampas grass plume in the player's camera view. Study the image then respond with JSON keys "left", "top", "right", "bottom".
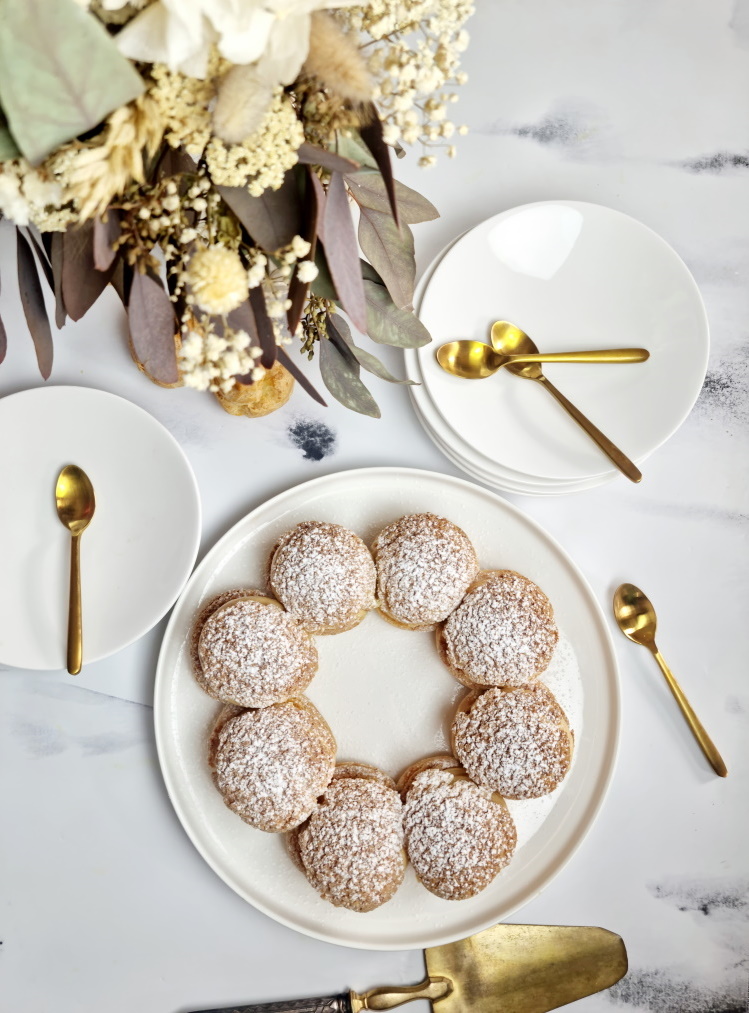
{"left": 303, "top": 12, "right": 371, "bottom": 104}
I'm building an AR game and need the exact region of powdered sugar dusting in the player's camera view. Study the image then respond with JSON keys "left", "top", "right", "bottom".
{"left": 190, "top": 588, "right": 255, "bottom": 677}
{"left": 453, "top": 682, "right": 573, "bottom": 800}
{"left": 440, "top": 570, "right": 558, "bottom": 686}
{"left": 403, "top": 768, "right": 517, "bottom": 899}
{"left": 212, "top": 701, "right": 335, "bottom": 833}
{"left": 270, "top": 522, "right": 376, "bottom": 634}
{"left": 295, "top": 776, "right": 406, "bottom": 911}
{"left": 373, "top": 513, "right": 479, "bottom": 629}
{"left": 198, "top": 599, "right": 317, "bottom": 707}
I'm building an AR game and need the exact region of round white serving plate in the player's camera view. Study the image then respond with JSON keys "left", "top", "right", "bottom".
{"left": 0, "top": 386, "right": 201, "bottom": 670}
{"left": 411, "top": 200, "right": 709, "bottom": 485}
{"left": 154, "top": 467, "right": 619, "bottom": 949}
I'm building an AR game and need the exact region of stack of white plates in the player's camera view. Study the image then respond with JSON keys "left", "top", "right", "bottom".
{"left": 404, "top": 201, "right": 709, "bottom": 496}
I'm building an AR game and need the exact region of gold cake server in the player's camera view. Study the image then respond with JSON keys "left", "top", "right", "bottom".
{"left": 187, "top": 923, "right": 628, "bottom": 1013}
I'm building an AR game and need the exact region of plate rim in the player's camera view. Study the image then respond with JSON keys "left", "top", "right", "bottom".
{"left": 408, "top": 199, "right": 710, "bottom": 483}
{"left": 153, "top": 465, "right": 621, "bottom": 950}
{"left": 0, "top": 383, "right": 202, "bottom": 670}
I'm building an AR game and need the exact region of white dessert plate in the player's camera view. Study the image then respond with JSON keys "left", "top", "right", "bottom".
{"left": 154, "top": 467, "right": 619, "bottom": 949}
{"left": 414, "top": 201, "right": 709, "bottom": 483}
{"left": 414, "top": 401, "right": 604, "bottom": 496}
{"left": 0, "top": 386, "right": 201, "bottom": 670}
{"left": 406, "top": 236, "right": 607, "bottom": 495}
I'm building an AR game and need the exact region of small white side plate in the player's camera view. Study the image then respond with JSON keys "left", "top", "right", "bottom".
{"left": 0, "top": 386, "right": 201, "bottom": 670}
{"left": 416, "top": 201, "right": 709, "bottom": 482}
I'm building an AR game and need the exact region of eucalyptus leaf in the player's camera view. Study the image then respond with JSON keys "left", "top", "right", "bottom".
{"left": 0, "top": 270, "right": 7, "bottom": 363}
{"left": 311, "top": 245, "right": 337, "bottom": 301}
{"left": 363, "top": 279, "right": 431, "bottom": 348}
{"left": 155, "top": 145, "right": 197, "bottom": 180}
{"left": 49, "top": 232, "right": 66, "bottom": 328}
{"left": 93, "top": 212, "right": 121, "bottom": 272}
{"left": 358, "top": 206, "right": 415, "bottom": 310}
{"left": 276, "top": 346, "right": 327, "bottom": 407}
{"left": 360, "top": 109, "right": 399, "bottom": 225}
{"left": 16, "top": 229, "right": 53, "bottom": 379}
{"left": 110, "top": 258, "right": 132, "bottom": 308}
{"left": 0, "top": 0, "right": 145, "bottom": 165}
{"left": 127, "top": 269, "right": 179, "bottom": 385}
{"left": 62, "top": 221, "right": 114, "bottom": 320}
{"left": 345, "top": 174, "right": 439, "bottom": 225}
{"left": 360, "top": 259, "right": 384, "bottom": 286}
{"left": 0, "top": 308, "right": 6, "bottom": 364}
{"left": 25, "top": 228, "right": 54, "bottom": 291}
{"left": 297, "top": 142, "right": 359, "bottom": 174}
{"left": 333, "top": 133, "right": 377, "bottom": 170}
{"left": 0, "top": 122, "right": 20, "bottom": 161}
{"left": 322, "top": 172, "right": 367, "bottom": 332}
{"left": 249, "top": 283, "right": 276, "bottom": 369}
{"left": 287, "top": 166, "right": 323, "bottom": 335}
{"left": 319, "top": 328, "right": 381, "bottom": 418}
{"left": 226, "top": 299, "right": 258, "bottom": 343}
{"left": 328, "top": 313, "right": 415, "bottom": 384}
{"left": 217, "top": 168, "right": 302, "bottom": 252}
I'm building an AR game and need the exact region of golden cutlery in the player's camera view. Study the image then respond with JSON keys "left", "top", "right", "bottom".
{"left": 436, "top": 339, "right": 649, "bottom": 380}
{"left": 55, "top": 464, "right": 96, "bottom": 675}
{"left": 490, "top": 320, "right": 642, "bottom": 483}
{"left": 613, "top": 582, "right": 727, "bottom": 777}
{"left": 187, "top": 923, "right": 628, "bottom": 1013}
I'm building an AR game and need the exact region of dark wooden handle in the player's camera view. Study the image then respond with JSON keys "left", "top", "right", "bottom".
{"left": 185, "top": 994, "right": 351, "bottom": 1013}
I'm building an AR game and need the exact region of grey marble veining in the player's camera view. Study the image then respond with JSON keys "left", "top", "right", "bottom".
{"left": 1, "top": 1, "right": 747, "bottom": 1011}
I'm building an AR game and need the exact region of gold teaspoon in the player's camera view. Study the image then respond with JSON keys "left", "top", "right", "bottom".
{"left": 436, "top": 340, "right": 649, "bottom": 380}
{"left": 55, "top": 465, "right": 96, "bottom": 675}
{"left": 613, "top": 583, "right": 727, "bottom": 777}
{"left": 490, "top": 321, "right": 642, "bottom": 483}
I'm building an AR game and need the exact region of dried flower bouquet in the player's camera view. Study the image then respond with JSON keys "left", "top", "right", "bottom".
{"left": 0, "top": 0, "right": 473, "bottom": 416}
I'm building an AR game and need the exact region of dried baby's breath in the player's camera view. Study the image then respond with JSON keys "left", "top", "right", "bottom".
{"left": 205, "top": 90, "right": 304, "bottom": 193}
{"left": 339, "top": 0, "right": 473, "bottom": 158}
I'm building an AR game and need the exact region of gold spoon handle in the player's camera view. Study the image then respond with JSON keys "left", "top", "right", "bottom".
{"left": 535, "top": 375, "right": 642, "bottom": 483}
{"left": 67, "top": 533, "right": 82, "bottom": 675}
{"left": 508, "top": 348, "right": 649, "bottom": 364}
{"left": 651, "top": 647, "right": 728, "bottom": 777}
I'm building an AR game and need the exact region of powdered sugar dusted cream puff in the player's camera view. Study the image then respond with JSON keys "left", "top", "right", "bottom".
{"left": 269, "top": 521, "right": 376, "bottom": 635}
{"left": 196, "top": 595, "right": 317, "bottom": 707}
{"left": 398, "top": 756, "right": 517, "bottom": 900}
{"left": 452, "top": 684, "right": 573, "bottom": 800}
{"left": 372, "top": 513, "right": 479, "bottom": 631}
{"left": 209, "top": 698, "right": 336, "bottom": 833}
{"left": 288, "top": 763, "right": 405, "bottom": 911}
{"left": 438, "top": 570, "right": 558, "bottom": 688}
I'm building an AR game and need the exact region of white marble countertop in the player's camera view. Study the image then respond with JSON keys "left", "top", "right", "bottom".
{"left": 1, "top": 2, "right": 747, "bottom": 1011}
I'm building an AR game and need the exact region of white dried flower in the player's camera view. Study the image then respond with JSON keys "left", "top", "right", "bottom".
{"left": 296, "top": 260, "right": 319, "bottom": 283}
{"left": 291, "top": 235, "right": 312, "bottom": 258}
{"left": 0, "top": 174, "right": 30, "bottom": 225}
{"left": 187, "top": 246, "right": 248, "bottom": 315}
{"left": 116, "top": 0, "right": 361, "bottom": 84}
